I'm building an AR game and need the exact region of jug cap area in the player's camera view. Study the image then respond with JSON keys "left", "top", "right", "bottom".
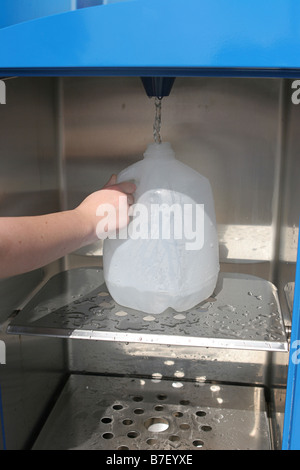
{"left": 143, "top": 142, "right": 175, "bottom": 159}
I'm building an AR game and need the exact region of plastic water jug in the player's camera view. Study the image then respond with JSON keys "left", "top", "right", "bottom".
{"left": 103, "top": 142, "right": 219, "bottom": 314}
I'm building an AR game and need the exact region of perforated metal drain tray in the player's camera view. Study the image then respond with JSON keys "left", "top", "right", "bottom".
{"left": 32, "top": 374, "right": 271, "bottom": 450}
{"left": 7, "top": 268, "right": 288, "bottom": 352}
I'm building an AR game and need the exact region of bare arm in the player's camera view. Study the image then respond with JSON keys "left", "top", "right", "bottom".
{"left": 0, "top": 175, "right": 135, "bottom": 279}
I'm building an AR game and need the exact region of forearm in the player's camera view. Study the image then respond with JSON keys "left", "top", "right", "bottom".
{"left": 0, "top": 209, "right": 93, "bottom": 279}
{"left": 0, "top": 177, "right": 135, "bottom": 279}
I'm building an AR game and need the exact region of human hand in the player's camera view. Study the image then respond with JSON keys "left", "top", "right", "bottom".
{"left": 75, "top": 174, "right": 136, "bottom": 245}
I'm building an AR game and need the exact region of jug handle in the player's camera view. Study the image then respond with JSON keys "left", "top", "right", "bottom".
{"left": 117, "top": 167, "right": 139, "bottom": 190}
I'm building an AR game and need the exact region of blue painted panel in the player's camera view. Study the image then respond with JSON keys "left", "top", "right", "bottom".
{"left": 0, "top": 0, "right": 300, "bottom": 76}
{"left": 282, "top": 225, "right": 300, "bottom": 450}
{"left": 0, "top": 0, "right": 74, "bottom": 29}
{"left": 77, "top": 0, "right": 104, "bottom": 8}
{"left": 0, "top": 0, "right": 128, "bottom": 29}
{"left": 77, "top": 1, "right": 126, "bottom": 8}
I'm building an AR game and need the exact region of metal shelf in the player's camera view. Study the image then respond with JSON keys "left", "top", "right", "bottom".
{"left": 32, "top": 374, "right": 271, "bottom": 450}
{"left": 7, "top": 267, "right": 288, "bottom": 352}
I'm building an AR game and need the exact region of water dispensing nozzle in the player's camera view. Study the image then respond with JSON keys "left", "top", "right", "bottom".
{"left": 141, "top": 77, "right": 175, "bottom": 99}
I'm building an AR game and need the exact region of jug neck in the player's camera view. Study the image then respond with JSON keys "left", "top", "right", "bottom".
{"left": 143, "top": 142, "right": 175, "bottom": 160}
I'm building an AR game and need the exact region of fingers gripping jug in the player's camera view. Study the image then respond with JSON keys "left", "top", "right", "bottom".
{"left": 103, "top": 142, "right": 219, "bottom": 314}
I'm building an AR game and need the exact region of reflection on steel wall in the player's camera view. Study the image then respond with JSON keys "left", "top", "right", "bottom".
{"left": 63, "top": 77, "right": 299, "bottom": 287}
{"left": 0, "top": 77, "right": 61, "bottom": 319}
{"left": 0, "top": 76, "right": 299, "bottom": 448}
{"left": 62, "top": 76, "right": 299, "bottom": 449}
{"left": 283, "top": 224, "right": 300, "bottom": 449}
{"left": 64, "top": 76, "right": 280, "bottom": 227}
{"left": 0, "top": 77, "right": 67, "bottom": 450}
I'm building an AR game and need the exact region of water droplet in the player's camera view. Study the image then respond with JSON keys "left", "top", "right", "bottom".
{"left": 143, "top": 315, "right": 156, "bottom": 322}
{"left": 100, "top": 301, "right": 113, "bottom": 308}
{"left": 196, "top": 376, "right": 206, "bottom": 382}
{"left": 115, "top": 310, "right": 128, "bottom": 317}
{"left": 152, "top": 372, "right": 162, "bottom": 382}
{"left": 164, "top": 360, "right": 175, "bottom": 366}
{"left": 98, "top": 292, "right": 109, "bottom": 297}
{"left": 174, "top": 370, "right": 185, "bottom": 378}
{"left": 172, "top": 382, "right": 183, "bottom": 388}
{"left": 218, "top": 305, "right": 236, "bottom": 313}
{"left": 174, "top": 314, "right": 186, "bottom": 320}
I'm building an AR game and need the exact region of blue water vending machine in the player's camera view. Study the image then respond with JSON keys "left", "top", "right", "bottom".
{"left": 0, "top": 0, "right": 300, "bottom": 450}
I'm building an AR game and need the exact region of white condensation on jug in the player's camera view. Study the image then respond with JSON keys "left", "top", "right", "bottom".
{"left": 103, "top": 142, "right": 219, "bottom": 314}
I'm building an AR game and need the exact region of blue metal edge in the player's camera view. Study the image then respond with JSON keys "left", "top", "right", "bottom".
{"left": 282, "top": 223, "right": 300, "bottom": 450}
{"left": 1, "top": 67, "right": 300, "bottom": 79}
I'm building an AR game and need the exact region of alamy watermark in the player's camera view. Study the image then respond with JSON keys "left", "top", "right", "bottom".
{"left": 0, "top": 341, "right": 6, "bottom": 365}
{"left": 96, "top": 196, "right": 205, "bottom": 250}
{"left": 291, "top": 80, "right": 300, "bottom": 104}
{"left": 290, "top": 340, "right": 300, "bottom": 365}
{"left": 0, "top": 80, "right": 6, "bottom": 104}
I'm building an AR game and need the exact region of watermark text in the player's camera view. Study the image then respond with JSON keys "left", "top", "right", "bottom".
{"left": 0, "top": 80, "right": 6, "bottom": 104}
{"left": 291, "top": 340, "right": 300, "bottom": 365}
{"left": 291, "top": 80, "right": 300, "bottom": 104}
{"left": 96, "top": 197, "right": 205, "bottom": 251}
{"left": 0, "top": 340, "right": 6, "bottom": 365}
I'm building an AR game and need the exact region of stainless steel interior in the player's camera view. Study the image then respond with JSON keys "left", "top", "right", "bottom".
{"left": 0, "top": 76, "right": 299, "bottom": 450}
{"left": 32, "top": 375, "right": 271, "bottom": 450}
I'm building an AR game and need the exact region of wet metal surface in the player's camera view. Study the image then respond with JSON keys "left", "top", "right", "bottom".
{"left": 7, "top": 268, "right": 288, "bottom": 352}
{"left": 33, "top": 374, "right": 271, "bottom": 450}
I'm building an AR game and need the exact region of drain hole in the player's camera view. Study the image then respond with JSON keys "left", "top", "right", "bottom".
{"left": 193, "top": 439, "right": 204, "bottom": 448}
{"left": 112, "top": 404, "right": 123, "bottom": 410}
{"left": 173, "top": 411, "right": 183, "bottom": 418}
{"left": 196, "top": 411, "right": 206, "bottom": 417}
{"left": 102, "top": 432, "right": 114, "bottom": 439}
{"left": 146, "top": 438, "right": 159, "bottom": 445}
{"left": 118, "top": 446, "right": 129, "bottom": 450}
{"left": 144, "top": 417, "right": 169, "bottom": 433}
{"left": 133, "top": 408, "right": 144, "bottom": 415}
{"left": 169, "top": 435, "right": 180, "bottom": 442}
{"left": 127, "top": 431, "right": 139, "bottom": 438}
{"left": 179, "top": 400, "right": 190, "bottom": 405}
{"left": 154, "top": 405, "right": 164, "bottom": 411}
{"left": 122, "top": 419, "right": 133, "bottom": 426}
{"left": 179, "top": 423, "right": 190, "bottom": 430}
{"left": 201, "top": 425, "right": 212, "bottom": 432}
{"left": 101, "top": 417, "right": 112, "bottom": 424}
{"left": 157, "top": 394, "right": 167, "bottom": 400}
{"left": 132, "top": 396, "right": 143, "bottom": 402}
